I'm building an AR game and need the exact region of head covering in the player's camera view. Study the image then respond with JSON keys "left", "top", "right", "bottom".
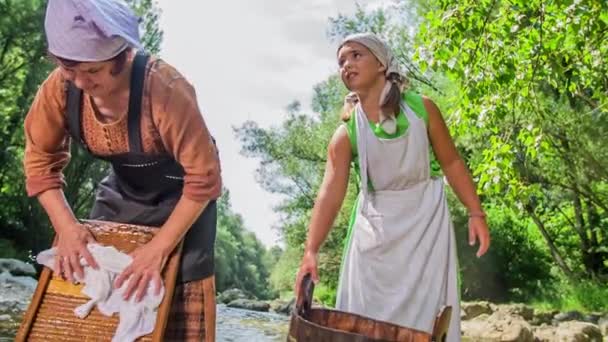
{"left": 45, "top": 0, "right": 142, "bottom": 62}
{"left": 338, "top": 32, "right": 406, "bottom": 133}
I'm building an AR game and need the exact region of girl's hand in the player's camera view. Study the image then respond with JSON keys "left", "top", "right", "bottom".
{"left": 468, "top": 215, "right": 490, "bottom": 257}
{"left": 294, "top": 251, "right": 319, "bottom": 301}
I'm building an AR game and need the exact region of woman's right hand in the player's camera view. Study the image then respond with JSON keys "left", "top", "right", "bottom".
{"left": 294, "top": 251, "right": 319, "bottom": 301}
{"left": 53, "top": 222, "right": 98, "bottom": 283}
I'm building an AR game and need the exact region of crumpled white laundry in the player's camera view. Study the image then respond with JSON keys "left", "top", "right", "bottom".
{"left": 37, "top": 243, "right": 165, "bottom": 342}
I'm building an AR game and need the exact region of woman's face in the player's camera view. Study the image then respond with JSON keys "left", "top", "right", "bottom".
{"left": 337, "top": 42, "right": 385, "bottom": 92}
{"left": 58, "top": 60, "right": 122, "bottom": 97}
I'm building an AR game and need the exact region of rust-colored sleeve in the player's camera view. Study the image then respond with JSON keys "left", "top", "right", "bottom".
{"left": 23, "top": 69, "right": 71, "bottom": 197}
{"left": 150, "top": 69, "right": 220, "bottom": 203}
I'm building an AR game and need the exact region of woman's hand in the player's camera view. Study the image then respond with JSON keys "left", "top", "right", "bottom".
{"left": 469, "top": 216, "right": 490, "bottom": 257}
{"left": 114, "top": 239, "right": 169, "bottom": 302}
{"left": 54, "top": 222, "right": 98, "bottom": 283}
{"left": 294, "top": 251, "right": 319, "bottom": 301}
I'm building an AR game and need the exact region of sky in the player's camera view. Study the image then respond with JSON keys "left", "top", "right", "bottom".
{"left": 157, "top": 1, "right": 389, "bottom": 247}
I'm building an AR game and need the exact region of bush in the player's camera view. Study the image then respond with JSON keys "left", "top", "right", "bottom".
{"left": 0, "top": 239, "right": 29, "bottom": 260}
{"left": 314, "top": 282, "right": 337, "bottom": 307}
{"left": 269, "top": 247, "right": 301, "bottom": 295}
{"left": 540, "top": 278, "right": 608, "bottom": 312}
{"left": 450, "top": 194, "right": 555, "bottom": 302}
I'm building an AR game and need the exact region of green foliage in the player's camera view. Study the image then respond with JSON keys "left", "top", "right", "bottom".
{"left": 419, "top": 0, "right": 608, "bottom": 281}
{"left": 449, "top": 192, "right": 554, "bottom": 302}
{"left": 558, "top": 279, "right": 608, "bottom": 312}
{"left": 313, "top": 282, "right": 337, "bottom": 307}
{"left": 0, "top": 0, "right": 68, "bottom": 260}
{"left": 215, "top": 190, "right": 276, "bottom": 299}
{"left": 533, "top": 277, "right": 608, "bottom": 313}
{"left": 0, "top": 239, "right": 29, "bottom": 260}
{"left": 268, "top": 246, "right": 300, "bottom": 296}
{"left": 327, "top": 4, "right": 390, "bottom": 40}
{"left": 126, "top": 0, "right": 164, "bottom": 54}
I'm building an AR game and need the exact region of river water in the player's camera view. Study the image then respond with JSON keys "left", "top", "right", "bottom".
{"left": 1, "top": 304, "right": 290, "bottom": 342}
{"left": 216, "top": 304, "right": 289, "bottom": 341}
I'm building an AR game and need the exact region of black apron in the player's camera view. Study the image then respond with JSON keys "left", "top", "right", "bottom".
{"left": 65, "top": 52, "right": 216, "bottom": 283}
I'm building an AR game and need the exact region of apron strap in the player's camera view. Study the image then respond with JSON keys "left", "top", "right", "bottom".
{"left": 354, "top": 104, "right": 372, "bottom": 215}
{"left": 127, "top": 51, "right": 150, "bottom": 154}
{"left": 66, "top": 82, "right": 89, "bottom": 152}
{"left": 401, "top": 102, "right": 421, "bottom": 124}
{"left": 65, "top": 51, "right": 150, "bottom": 153}
{"left": 354, "top": 104, "right": 369, "bottom": 196}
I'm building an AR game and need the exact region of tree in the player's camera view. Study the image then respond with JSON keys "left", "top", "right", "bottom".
{"left": 0, "top": 0, "right": 65, "bottom": 258}
{"left": 418, "top": 0, "right": 608, "bottom": 280}
{"left": 214, "top": 190, "right": 275, "bottom": 299}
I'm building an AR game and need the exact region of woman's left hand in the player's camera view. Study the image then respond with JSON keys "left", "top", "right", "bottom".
{"left": 469, "top": 216, "right": 490, "bottom": 257}
{"left": 114, "top": 239, "right": 169, "bottom": 302}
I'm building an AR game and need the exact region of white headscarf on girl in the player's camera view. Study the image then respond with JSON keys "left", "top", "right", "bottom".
{"left": 45, "top": 0, "right": 142, "bottom": 62}
{"left": 339, "top": 32, "right": 406, "bottom": 134}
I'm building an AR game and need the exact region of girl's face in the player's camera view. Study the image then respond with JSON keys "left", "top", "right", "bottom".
{"left": 58, "top": 60, "right": 123, "bottom": 97}
{"left": 337, "top": 42, "right": 385, "bottom": 92}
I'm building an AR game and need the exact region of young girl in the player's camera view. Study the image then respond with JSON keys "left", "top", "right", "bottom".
{"left": 24, "top": 0, "right": 220, "bottom": 340}
{"left": 295, "top": 33, "right": 490, "bottom": 341}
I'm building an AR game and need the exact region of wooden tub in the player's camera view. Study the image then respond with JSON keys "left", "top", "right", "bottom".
{"left": 287, "top": 274, "right": 451, "bottom": 342}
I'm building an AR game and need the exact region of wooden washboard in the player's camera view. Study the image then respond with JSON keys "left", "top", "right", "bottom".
{"left": 15, "top": 220, "right": 182, "bottom": 341}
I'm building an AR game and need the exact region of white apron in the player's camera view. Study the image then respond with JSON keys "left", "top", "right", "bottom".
{"left": 336, "top": 102, "right": 461, "bottom": 341}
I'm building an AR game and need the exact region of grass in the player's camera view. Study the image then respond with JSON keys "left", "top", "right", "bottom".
{"left": 529, "top": 279, "right": 608, "bottom": 313}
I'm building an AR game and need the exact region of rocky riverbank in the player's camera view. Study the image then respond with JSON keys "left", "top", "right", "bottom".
{"left": 220, "top": 287, "right": 607, "bottom": 341}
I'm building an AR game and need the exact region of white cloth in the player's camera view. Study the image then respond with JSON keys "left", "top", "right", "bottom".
{"left": 45, "top": 0, "right": 142, "bottom": 61}
{"left": 37, "top": 243, "right": 164, "bottom": 342}
{"left": 336, "top": 102, "right": 461, "bottom": 341}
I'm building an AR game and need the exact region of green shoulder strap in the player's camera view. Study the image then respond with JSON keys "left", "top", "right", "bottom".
{"left": 402, "top": 91, "right": 429, "bottom": 124}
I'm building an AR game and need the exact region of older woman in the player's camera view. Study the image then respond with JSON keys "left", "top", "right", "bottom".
{"left": 296, "top": 33, "right": 491, "bottom": 341}
{"left": 24, "top": 0, "right": 220, "bottom": 340}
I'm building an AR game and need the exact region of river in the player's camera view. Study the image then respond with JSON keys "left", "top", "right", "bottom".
{"left": 1, "top": 304, "right": 290, "bottom": 341}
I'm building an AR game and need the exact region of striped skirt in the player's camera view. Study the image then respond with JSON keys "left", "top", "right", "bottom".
{"left": 164, "top": 275, "right": 216, "bottom": 342}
